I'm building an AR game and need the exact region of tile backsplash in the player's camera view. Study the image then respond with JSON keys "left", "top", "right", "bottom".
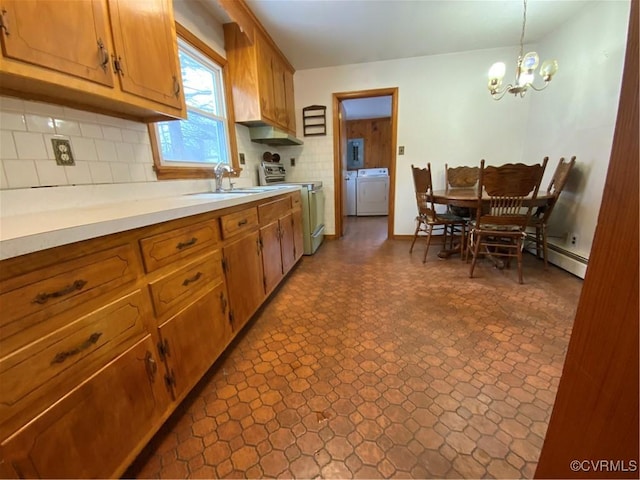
{"left": 0, "top": 96, "right": 155, "bottom": 189}
{"left": 0, "top": 95, "right": 282, "bottom": 191}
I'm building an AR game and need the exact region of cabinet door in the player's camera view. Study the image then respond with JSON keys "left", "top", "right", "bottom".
{"left": 1, "top": 336, "right": 170, "bottom": 479}
{"left": 271, "top": 57, "right": 288, "bottom": 129}
{"left": 256, "top": 37, "right": 276, "bottom": 124}
{"left": 280, "top": 213, "right": 296, "bottom": 273}
{"left": 292, "top": 208, "right": 304, "bottom": 262}
{"left": 223, "top": 231, "right": 265, "bottom": 331}
{"left": 0, "top": 0, "right": 114, "bottom": 87}
{"left": 260, "top": 221, "right": 284, "bottom": 294}
{"left": 283, "top": 68, "right": 296, "bottom": 134}
{"left": 107, "top": 0, "right": 184, "bottom": 109}
{"left": 158, "top": 284, "right": 232, "bottom": 402}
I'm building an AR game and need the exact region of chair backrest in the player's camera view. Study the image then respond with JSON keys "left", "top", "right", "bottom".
{"left": 411, "top": 164, "right": 437, "bottom": 220}
{"left": 536, "top": 156, "right": 576, "bottom": 222}
{"left": 445, "top": 164, "right": 479, "bottom": 189}
{"left": 546, "top": 156, "right": 576, "bottom": 196}
{"left": 476, "top": 158, "right": 548, "bottom": 228}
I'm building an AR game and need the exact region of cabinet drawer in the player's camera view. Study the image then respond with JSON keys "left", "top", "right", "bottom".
{"left": 148, "top": 250, "right": 223, "bottom": 318}
{"left": 258, "top": 197, "right": 291, "bottom": 224}
{"left": 139, "top": 219, "right": 220, "bottom": 273}
{"left": 220, "top": 207, "right": 258, "bottom": 239}
{"left": 0, "top": 244, "right": 138, "bottom": 356}
{"left": 1, "top": 335, "right": 170, "bottom": 479}
{"left": 0, "top": 290, "right": 149, "bottom": 440}
{"left": 291, "top": 191, "right": 302, "bottom": 209}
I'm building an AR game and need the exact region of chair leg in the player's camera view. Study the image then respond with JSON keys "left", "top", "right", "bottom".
{"left": 535, "top": 226, "right": 542, "bottom": 259}
{"left": 516, "top": 238, "right": 524, "bottom": 284}
{"left": 542, "top": 224, "right": 549, "bottom": 270}
{"left": 460, "top": 224, "right": 466, "bottom": 260}
{"left": 423, "top": 225, "right": 434, "bottom": 263}
{"left": 409, "top": 220, "right": 421, "bottom": 253}
{"left": 469, "top": 232, "right": 482, "bottom": 278}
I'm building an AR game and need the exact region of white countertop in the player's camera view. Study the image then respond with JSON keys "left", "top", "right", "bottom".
{"left": 0, "top": 185, "right": 300, "bottom": 260}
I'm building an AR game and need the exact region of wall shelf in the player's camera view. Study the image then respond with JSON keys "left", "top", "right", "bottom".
{"left": 303, "top": 105, "right": 327, "bottom": 136}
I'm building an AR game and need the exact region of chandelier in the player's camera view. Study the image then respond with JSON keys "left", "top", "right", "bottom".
{"left": 488, "top": 0, "right": 558, "bottom": 100}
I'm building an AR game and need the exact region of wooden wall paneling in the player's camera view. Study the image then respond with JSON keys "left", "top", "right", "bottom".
{"left": 534, "top": 1, "right": 639, "bottom": 477}
{"left": 346, "top": 117, "right": 391, "bottom": 170}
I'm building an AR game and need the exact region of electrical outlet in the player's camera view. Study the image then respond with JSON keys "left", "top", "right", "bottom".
{"left": 398, "top": 146, "right": 405, "bottom": 155}
{"left": 239, "top": 153, "right": 245, "bottom": 165}
{"left": 51, "top": 138, "right": 75, "bottom": 166}
{"left": 569, "top": 233, "right": 578, "bottom": 246}
{"left": 290, "top": 157, "right": 295, "bottom": 167}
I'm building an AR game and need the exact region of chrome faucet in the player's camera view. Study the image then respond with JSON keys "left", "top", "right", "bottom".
{"left": 213, "top": 162, "right": 233, "bottom": 192}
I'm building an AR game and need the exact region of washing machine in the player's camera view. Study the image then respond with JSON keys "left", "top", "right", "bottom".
{"left": 346, "top": 170, "right": 357, "bottom": 216}
{"left": 356, "top": 168, "right": 389, "bottom": 216}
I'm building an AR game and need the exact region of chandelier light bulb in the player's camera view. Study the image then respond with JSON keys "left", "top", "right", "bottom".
{"left": 489, "top": 62, "right": 506, "bottom": 80}
{"left": 540, "top": 59, "right": 559, "bottom": 80}
{"left": 486, "top": 0, "right": 558, "bottom": 100}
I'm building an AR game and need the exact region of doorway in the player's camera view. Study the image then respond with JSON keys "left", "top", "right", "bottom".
{"left": 332, "top": 88, "right": 398, "bottom": 239}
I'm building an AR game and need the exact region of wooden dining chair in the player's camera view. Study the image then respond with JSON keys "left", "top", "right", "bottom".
{"left": 410, "top": 164, "right": 467, "bottom": 262}
{"left": 468, "top": 158, "right": 548, "bottom": 284}
{"left": 528, "top": 156, "right": 576, "bottom": 269}
{"left": 445, "top": 164, "right": 480, "bottom": 218}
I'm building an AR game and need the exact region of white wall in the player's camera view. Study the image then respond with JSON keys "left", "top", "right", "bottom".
{"left": 522, "top": 0, "right": 629, "bottom": 260}
{"left": 293, "top": 0, "right": 629, "bottom": 266}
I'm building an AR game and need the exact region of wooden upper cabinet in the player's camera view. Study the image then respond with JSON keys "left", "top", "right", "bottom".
{"left": 223, "top": 23, "right": 296, "bottom": 135}
{"left": 0, "top": 0, "right": 114, "bottom": 87}
{"left": 256, "top": 38, "right": 277, "bottom": 124}
{"left": 0, "top": 0, "right": 186, "bottom": 121}
{"left": 283, "top": 68, "right": 296, "bottom": 133}
{"left": 107, "top": 0, "right": 183, "bottom": 109}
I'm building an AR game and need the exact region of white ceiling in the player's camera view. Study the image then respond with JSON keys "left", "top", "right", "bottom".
{"left": 233, "top": 0, "right": 590, "bottom": 70}
{"left": 201, "top": 0, "right": 593, "bottom": 118}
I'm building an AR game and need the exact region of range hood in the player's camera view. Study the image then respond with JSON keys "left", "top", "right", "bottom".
{"left": 249, "top": 126, "right": 303, "bottom": 146}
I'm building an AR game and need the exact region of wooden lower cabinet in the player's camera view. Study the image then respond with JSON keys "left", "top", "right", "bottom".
{"left": 292, "top": 207, "right": 304, "bottom": 264}
{"left": 280, "top": 212, "right": 296, "bottom": 274}
{"left": 261, "top": 220, "right": 285, "bottom": 294}
{"left": 0, "top": 192, "right": 304, "bottom": 479}
{"left": 1, "top": 335, "right": 170, "bottom": 479}
{"left": 157, "top": 283, "right": 232, "bottom": 402}
{"left": 223, "top": 230, "right": 265, "bottom": 331}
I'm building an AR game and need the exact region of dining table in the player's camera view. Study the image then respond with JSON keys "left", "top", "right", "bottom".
{"left": 430, "top": 188, "right": 555, "bottom": 259}
{"left": 431, "top": 188, "right": 554, "bottom": 209}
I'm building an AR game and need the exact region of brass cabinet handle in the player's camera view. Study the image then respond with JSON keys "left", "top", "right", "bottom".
{"left": 219, "top": 291, "right": 227, "bottom": 314}
{"left": 176, "top": 237, "right": 197, "bottom": 250}
{"left": 182, "top": 271, "right": 202, "bottom": 287}
{"left": 0, "top": 8, "right": 10, "bottom": 36}
{"left": 256, "top": 238, "right": 261, "bottom": 256}
{"left": 173, "top": 75, "right": 181, "bottom": 99}
{"left": 51, "top": 332, "right": 102, "bottom": 365}
{"left": 97, "top": 38, "right": 109, "bottom": 71}
{"left": 144, "top": 351, "right": 157, "bottom": 383}
{"left": 237, "top": 219, "right": 248, "bottom": 227}
{"left": 33, "top": 279, "right": 87, "bottom": 305}
{"left": 112, "top": 55, "right": 124, "bottom": 75}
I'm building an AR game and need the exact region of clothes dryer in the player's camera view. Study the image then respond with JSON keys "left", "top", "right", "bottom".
{"left": 356, "top": 168, "right": 389, "bottom": 216}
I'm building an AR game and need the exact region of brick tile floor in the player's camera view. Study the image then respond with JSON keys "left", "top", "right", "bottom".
{"left": 126, "top": 217, "right": 583, "bottom": 479}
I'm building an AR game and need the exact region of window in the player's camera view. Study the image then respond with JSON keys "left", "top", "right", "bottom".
{"left": 151, "top": 24, "right": 238, "bottom": 180}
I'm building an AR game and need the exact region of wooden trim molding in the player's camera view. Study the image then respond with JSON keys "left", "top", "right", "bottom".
{"left": 217, "top": 0, "right": 295, "bottom": 72}
{"left": 151, "top": 22, "right": 240, "bottom": 181}
{"left": 332, "top": 87, "right": 398, "bottom": 239}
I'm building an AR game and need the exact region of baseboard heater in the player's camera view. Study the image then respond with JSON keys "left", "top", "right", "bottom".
{"left": 525, "top": 233, "right": 588, "bottom": 279}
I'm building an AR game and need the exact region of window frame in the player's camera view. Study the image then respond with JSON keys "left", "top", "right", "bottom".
{"left": 150, "top": 22, "right": 239, "bottom": 180}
